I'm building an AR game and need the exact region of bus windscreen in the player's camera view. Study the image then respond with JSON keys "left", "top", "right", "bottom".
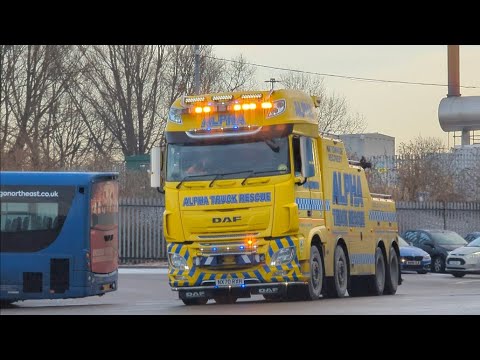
{"left": 0, "top": 186, "right": 75, "bottom": 252}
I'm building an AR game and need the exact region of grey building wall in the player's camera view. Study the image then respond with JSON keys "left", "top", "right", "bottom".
{"left": 340, "top": 133, "right": 395, "bottom": 160}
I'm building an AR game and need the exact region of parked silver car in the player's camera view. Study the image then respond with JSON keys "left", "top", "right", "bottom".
{"left": 445, "top": 237, "right": 480, "bottom": 277}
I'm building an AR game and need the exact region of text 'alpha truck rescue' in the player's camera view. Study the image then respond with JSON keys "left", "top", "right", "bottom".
{"left": 151, "top": 89, "right": 401, "bottom": 305}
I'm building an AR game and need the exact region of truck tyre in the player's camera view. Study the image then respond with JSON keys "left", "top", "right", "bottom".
{"left": 384, "top": 247, "right": 399, "bottom": 295}
{"left": 305, "top": 246, "right": 324, "bottom": 300}
{"left": 323, "top": 245, "right": 348, "bottom": 298}
{"left": 181, "top": 298, "right": 208, "bottom": 306}
{"left": 368, "top": 247, "right": 386, "bottom": 296}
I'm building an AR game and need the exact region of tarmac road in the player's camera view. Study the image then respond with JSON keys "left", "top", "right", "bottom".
{"left": 2, "top": 270, "right": 479, "bottom": 315}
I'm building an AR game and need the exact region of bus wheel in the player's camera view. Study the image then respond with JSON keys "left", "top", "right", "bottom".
{"left": 181, "top": 298, "right": 208, "bottom": 306}
{"left": 305, "top": 246, "right": 323, "bottom": 300}
{"left": 368, "top": 247, "right": 386, "bottom": 296}
{"left": 384, "top": 247, "right": 399, "bottom": 295}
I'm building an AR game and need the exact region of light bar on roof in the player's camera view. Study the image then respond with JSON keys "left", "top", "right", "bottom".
{"left": 241, "top": 93, "right": 262, "bottom": 99}
{"left": 184, "top": 96, "right": 205, "bottom": 103}
{"left": 212, "top": 94, "right": 233, "bottom": 101}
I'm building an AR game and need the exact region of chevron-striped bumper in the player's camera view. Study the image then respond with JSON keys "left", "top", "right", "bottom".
{"left": 167, "top": 236, "right": 306, "bottom": 291}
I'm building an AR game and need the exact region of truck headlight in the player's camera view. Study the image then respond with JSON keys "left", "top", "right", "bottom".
{"left": 270, "top": 247, "right": 295, "bottom": 266}
{"left": 169, "top": 253, "right": 189, "bottom": 270}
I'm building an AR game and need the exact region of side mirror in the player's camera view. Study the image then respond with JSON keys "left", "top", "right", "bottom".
{"left": 150, "top": 146, "right": 165, "bottom": 193}
{"left": 294, "top": 176, "right": 307, "bottom": 186}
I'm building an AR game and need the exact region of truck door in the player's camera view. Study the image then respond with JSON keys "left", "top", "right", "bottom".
{"left": 293, "top": 136, "right": 323, "bottom": 239}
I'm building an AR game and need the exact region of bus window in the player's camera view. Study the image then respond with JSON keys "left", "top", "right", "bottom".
{"left": 0, "top": 186, "right": 75, "bottom": 252}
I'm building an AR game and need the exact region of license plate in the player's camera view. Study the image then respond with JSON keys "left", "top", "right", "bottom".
{"left": 406, "top": 261, "right": 421, "bottom": 265}
{"left": 215, "top": 278, "right": 244, "bottom": 287}
{"left": 450, "top": 261, "right": 461, "bottom": 265}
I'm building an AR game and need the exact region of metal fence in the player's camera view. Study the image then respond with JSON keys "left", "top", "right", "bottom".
{"left": 397, "top": 201, "right": 480, "bottom": 237}
{"left": 118, "top": 199, "right": 480, "bottom": 264}
{"left": 119, "top": 197, "right": 165, "bottom": 264}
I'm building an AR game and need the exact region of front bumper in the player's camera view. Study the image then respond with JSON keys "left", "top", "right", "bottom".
{"left": 168, "top": 237, "right": 305, "bottom": 289}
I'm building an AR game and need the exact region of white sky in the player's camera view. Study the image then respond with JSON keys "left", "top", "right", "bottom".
{"left": 213, "top": 45, "right": 480, "bottom": 151}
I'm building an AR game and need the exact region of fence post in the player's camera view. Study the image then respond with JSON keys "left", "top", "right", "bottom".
{"left": 442, "top": 200, "right": 446, "bottom": 230}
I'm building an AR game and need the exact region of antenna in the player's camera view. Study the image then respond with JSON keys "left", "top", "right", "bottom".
{"left": 265, "top": 78, "right": 281, "bottom": 91}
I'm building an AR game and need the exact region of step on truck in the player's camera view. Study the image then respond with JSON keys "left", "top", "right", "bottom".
{"left": 151, "top": 89, "right": 401, "bottom": 305}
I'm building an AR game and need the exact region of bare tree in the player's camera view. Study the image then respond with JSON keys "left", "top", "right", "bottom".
{"left": 279, "top": 72, "right": 367, "bottom": 135}
{"left": 76, "top": 45, "right": 167, "bottom": 157}
{"left": 1, "top": 45, "right": 78, "bottom": 170}
{"left": 396, "top": 136, "right": 462, "bottom": 201}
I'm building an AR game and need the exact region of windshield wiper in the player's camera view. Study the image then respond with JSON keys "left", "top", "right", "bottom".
{"left": 209, "top": 170, "right": 254, "bottom": 187}
{"left": 176, "top": 174, "right": 214, "bottom": 189}
{"left": 265, "top": 139, "right": 280, "bottom": 153}
{"left": 241, "top": 169, "right": 287, "bottom": 185}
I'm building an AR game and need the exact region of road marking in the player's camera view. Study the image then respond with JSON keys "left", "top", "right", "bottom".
{"left": 455, "top": 279, "right": 480, "bottom": 285}
{"left": 119, "top": 268, "right": 168, "bottom": 274}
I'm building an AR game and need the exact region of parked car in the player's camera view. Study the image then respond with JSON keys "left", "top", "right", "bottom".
{"left": 402, "top": 229, "right": 468, "bottom": 273}
{"left": 464, "top": 232, "right": 480, "bottom": 243}
{"left": 445, "top": 237, "right": 480, "bottom": 277}
{"left": 398, "top": 236, "right": 431, "bottom": 274}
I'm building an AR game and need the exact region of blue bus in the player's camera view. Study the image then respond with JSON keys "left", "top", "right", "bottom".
{"left": 0, "top": 171, "right": 119, "bottom": 305}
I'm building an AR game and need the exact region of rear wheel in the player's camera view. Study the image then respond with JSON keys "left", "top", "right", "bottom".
{"left": 323, "top": 245, "right": 348, "bottom": 298}
{"left": 367, "top": 247, "right": 385, "bottom": 296}
{"left": 451, "top": 272, "right": 466, "bottom": 278}
{"left": 181, "top": 298, "right": 208, "bottom": 306}
{"left": 384, "top": 247, "right": 399, "bottom": 295}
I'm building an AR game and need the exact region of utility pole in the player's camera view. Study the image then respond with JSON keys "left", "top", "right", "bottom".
{"left": 194, "top": 45, "right": 200, "bottom": 94}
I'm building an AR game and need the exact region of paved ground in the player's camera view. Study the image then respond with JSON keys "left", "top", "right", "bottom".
{"left": 1, "top": 271, "right": 479, "bottom": 315}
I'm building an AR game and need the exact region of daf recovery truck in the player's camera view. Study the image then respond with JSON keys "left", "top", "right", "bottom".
{"left": 151, "top": 89, "right": 401, "bottom": 305}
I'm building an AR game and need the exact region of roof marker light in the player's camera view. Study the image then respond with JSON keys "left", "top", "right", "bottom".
{"left": 203, "top": 106, "right": 211, "bottom": 113}
{"left": 195, "top": 107, "right": 203, "bottom": 114}
{"left": 212, "top": 94, "right": 233, "bottom": 101}
{"left": 233, "top": 104, "right": 242, "bottom": 111}
{"left": 185, "top": 96, "right": 205, "bottom": 103}
{"left": 241, "top": 93, "right": 262, "bottom": 99}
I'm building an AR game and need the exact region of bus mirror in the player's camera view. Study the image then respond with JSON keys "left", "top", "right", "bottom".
{"left": 150, "top": 146, "right": 164, "bottom": 192}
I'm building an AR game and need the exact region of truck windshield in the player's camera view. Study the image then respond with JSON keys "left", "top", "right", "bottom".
{"left": 166, "top": 137, "right": 290, "bottom": 182}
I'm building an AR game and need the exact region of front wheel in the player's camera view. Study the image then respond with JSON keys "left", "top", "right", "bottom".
{"left": 304, "top": 246, "right": 324, "bottom": 301}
